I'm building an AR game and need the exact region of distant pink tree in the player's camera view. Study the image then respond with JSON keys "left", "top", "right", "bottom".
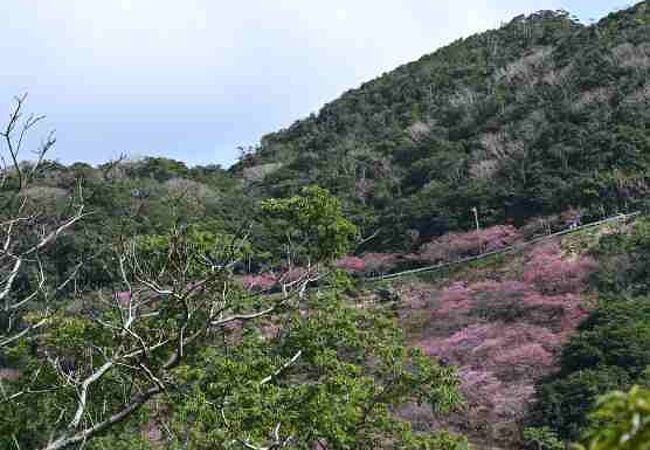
{"left": 240, "top": 272, "right": 277, "bottom": 291}
{"left": 523, "top": 241, "right": 597, "bottom": 294}
{"left": 359, "top": 252, "right": 403, "bottom": 274}
{"left": 469, "top": 280, "right": 532, "bottom": 299}
{"left": 334, "top": 255, "right": 366, "bottom": 272}
{"left": 239, "top": 266, "right": 318, "bottom": 291}
{"left": 406, "top": 233, "right": 597, "bottom": 438}
{"left": 419, "top": 322, "right": 561, "bottom": 368}
{"left": 419, "top": 225, "right": 522, "bottom": 263}
{"left": 277, "top": 266, "right": 309, "bottom": 284}
{"left": 432, "top": 282, "right": 473, "bottom": 316}
{"left": 458, "top": 368, "right": 504, "bottom": 407}
{"left": 493, "top": 342, "right": 555, "bottom": 380}
{"left": 457, "top": 361, "right": 545, "bottom": 419}
{"left": 521, "top": 292, "right": 589, "bottom": 334}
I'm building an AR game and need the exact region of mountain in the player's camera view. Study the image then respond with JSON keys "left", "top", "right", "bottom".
{"left": 2, "top": 3, "right": 650, "bottom": 450}
{"left": 236, "top": 1, "right": 650, "bottom": 250}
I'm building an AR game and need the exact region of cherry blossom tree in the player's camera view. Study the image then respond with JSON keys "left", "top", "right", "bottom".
{"left": 419, "top": 225, "right": 522, "bottom": 263}
{"left": 523, "top": 242, "right": 597, "bottom": 294}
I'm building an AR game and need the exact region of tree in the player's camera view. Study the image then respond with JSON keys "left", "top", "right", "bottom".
{"left": 523, "top": 426, "right": 564, "bottom": 450}
{"left": 164, "top": 286, "right": 466, "bottom": 450}
{"left": 0, "top": 94, "right": 85, "bottom": 350}
{"left": 1, "top": 227, "right": 323, "bottom": 450}
{"left": 530, "top": 219, "right": 650, "bottom": 443}
{"left": 575, "top": 386, "right": 650, "bottom": 450}
{"left": 261, "top": 185, "right": 358, "bottom": 265}
{"left": 0, "top": 142, "right": 465, "bottom": 450}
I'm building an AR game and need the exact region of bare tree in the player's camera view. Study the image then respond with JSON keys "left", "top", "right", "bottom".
{"left": 31, "top": 230, "right": 321, "bottom": 450}
{"left": 0, "top": 94, "right": 85, "bottom": 349}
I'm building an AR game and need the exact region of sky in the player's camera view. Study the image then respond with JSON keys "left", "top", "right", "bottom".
{"left": 0, "top": 0, "right": 635, "bottom": 167}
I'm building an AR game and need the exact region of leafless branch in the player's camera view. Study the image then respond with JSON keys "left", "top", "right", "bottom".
{"left": 259, "top": 350, "right": 302, "bottom": 385}
{"left": 0, "top": 95, "right": 87, "bottom": 357}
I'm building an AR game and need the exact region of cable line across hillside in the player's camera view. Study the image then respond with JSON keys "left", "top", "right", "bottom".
{"left": 362, "top": 211, "right": 641, "bottom": 283}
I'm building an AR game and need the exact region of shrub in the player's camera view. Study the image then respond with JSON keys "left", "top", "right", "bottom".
{"left": 591, "top": 218, "right": 650, "bottom": 296}
{"left": 470, "top": 297, "right": 530, "bottom": 322}
{"left": 558, "top": 297, "right": 650, "bottom": 376}
{"left": 521, "top": 216, "right": 555, "bottom": 239}
{"left": 576, "top": 385, "right": 650, "bottom": 450}
{"left": 521, "top": 292, "right": 588, "bottom": 334}
{"left": 468, "top": 280, "right": 533, "bottom": 322}
{"left": 533, "top": 367, "right": 632, "bottom": 441}
{"left": 530, "top": 296, "right": 650, "bottom": 441}
{"left": 523, "top": 426, "right": 564, "bottom": 450}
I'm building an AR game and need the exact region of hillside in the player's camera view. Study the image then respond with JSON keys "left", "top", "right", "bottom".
{"left": 3, "top": 2, "right": 650, "bottom": 449}
{"left": 237, "top": 1, "right": 650, "bottom": 250}
{"left": 369, "top": 218, "right": 625, "bottom": 449}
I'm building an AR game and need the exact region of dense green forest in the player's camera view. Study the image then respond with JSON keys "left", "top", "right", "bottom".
{"left": 2, "top": 2, "right": 650, "bottom": 449}
{"left": 0, "top": 142, "right": 467, "bottom": 449}
{"left": 238, "top": 1, "right": 650, "bottom": 249}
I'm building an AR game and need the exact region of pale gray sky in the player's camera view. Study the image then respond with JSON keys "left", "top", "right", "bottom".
{"left": 0, "top": 0, "right": 634, "bottom": 166}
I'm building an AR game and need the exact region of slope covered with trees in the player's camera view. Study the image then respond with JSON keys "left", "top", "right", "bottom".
{"left": 0, "top": 99, "right": 466, "bottom": 450}
{"left": 238, "top": 1, "right": 650, "bottom": 250}
{"left": 3, "top": 2, "right": 650, "bottom": 449}
{"left": 528, "top": 217, "right": 650, "bottom": 447}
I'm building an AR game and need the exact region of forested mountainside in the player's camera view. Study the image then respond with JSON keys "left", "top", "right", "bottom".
{"left": 237, "top": 1, "right": 650, "bottom": 249}
{"left": 3, "top": 2, "right": 650, "bottom": 450}
{"left": 28, "top": 1, "right": 650, "bottom": 271}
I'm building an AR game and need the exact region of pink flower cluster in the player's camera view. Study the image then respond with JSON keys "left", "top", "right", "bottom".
{"left": 457, "top": 367, "right": 537, "bottom": 421}
{"left": 523, "top": 242, "right": 597, "bottom": 294}
{"left": 360, "top": 252, "right": 404, "bottom": 273}
{"left": 422, "top": 322, "right": 558, "bottom": 364}
{"left": 333, "top": 256, "right": 367, "bottom": 272}
{"left": 332, "top": 252, "right": 404, "bottom": 275}
{"left": 240, "top": 272, "right": 277, "bottom": 291}
{"left": 431, "top": 282, "right": 473, "bottom": 317}
{"left": 417, "top": 322, "right": 559, "bottom": 422}
{"left": 404, "top": 236, "right": 597, "bottom": 432}
{"left": 419, "top": 225, "right": 522, "bottom": 263}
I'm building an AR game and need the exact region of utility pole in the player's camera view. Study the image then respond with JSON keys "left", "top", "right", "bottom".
{"left": 470, "top": 206, "right": 480, "bottom": 231}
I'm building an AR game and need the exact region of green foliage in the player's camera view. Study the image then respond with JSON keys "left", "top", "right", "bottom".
{"left": 534, "top": 366, "right": 633, "bottom": 441}
{"left": 168, "top": 287, "right": 466, "bottom": 449}
{"left": 576, "top": 386, "right": 650, "bottom": 450}
{"left": 261, "top": 185, "right": 358, "bottom": 263}
{"left": 235, "top": 2, "right": 650, "bottom": 248}
{"left": 4, "top": 2, "right": 650, "bottom": 447}
{"left": 523, "top": 426, "right": 565, "bottom": 450}
{"left": 591, "top": 218, "right": 650, "bottom": 296}
{"left": 136, "top": 226, "right": 251, "bottom": 277}
{"left": 559, "top": 298, "right": 650, "bottom": 377}
{"left": 0, "top": 178, "right": 463, "bottom": 450}
{"left": 128, "top": 157, "right": 189, "bottom": 181}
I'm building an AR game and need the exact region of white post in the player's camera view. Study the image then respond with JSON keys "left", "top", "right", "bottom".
{"left": 471, "top": 207, "right": 480, "bottom": 231}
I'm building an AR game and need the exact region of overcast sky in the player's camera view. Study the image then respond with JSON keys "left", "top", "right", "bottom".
{"left": 0, "top": 0, "right": 634, "bottom": 167}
